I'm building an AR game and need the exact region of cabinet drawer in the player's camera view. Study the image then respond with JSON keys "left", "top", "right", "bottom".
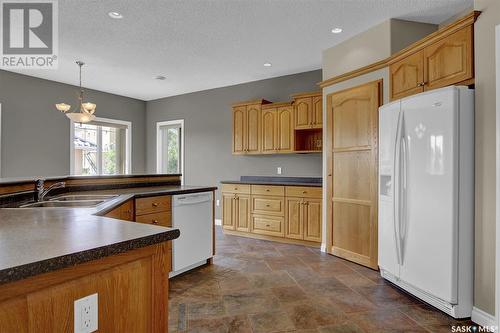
{"left": 251, "top": 185, "right": 285, "bottom": 196}
{"left": 135, "top": 211, "right": 171, "bottom": 227}
{"left": 285, "top": 186, "right": 322, "bottom": 199}
{"left": 252, "top": 215, "right": 284, "bottom": 237}
{"left": 252, "top": 196, "right": 284, "bottom": 216}
{"left": 221, "top": 184, "right": 251, "bottom": 194}
{"left": 135, "top": 195, "right": 171, "bottom": 215}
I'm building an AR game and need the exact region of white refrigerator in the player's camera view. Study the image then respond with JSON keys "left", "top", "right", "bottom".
{"left": 378, "top": 86, "right": 474, "bottom": 318}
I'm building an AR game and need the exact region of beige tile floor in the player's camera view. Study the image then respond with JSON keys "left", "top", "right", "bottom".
{"left": 168, "top": 227, "right": 477, "bottom": 333}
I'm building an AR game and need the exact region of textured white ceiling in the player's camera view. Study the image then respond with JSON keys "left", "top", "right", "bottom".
{"left": 6, "top": 0, "right": 472, "bottom": 100}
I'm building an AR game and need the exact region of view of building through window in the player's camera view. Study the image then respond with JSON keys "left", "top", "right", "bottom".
{"left": 73, "top": 121, "right": 128, "bottom": 175}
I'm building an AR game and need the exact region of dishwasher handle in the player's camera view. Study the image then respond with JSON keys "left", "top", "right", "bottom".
{"left": 174, "top": 193, "right": 212, "bottom": 206}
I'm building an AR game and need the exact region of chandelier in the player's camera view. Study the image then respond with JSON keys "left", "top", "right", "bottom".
{"left": 55, "top": 61, "right": 96, "bottom": 123}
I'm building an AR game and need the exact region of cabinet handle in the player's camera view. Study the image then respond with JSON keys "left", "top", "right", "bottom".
{"left": 152, "top": 203, "right": 159, "bottom": 207}
{"left": 266, "top": 189, "right": 270, "bottom": 192}
{"left": 302, "top": 191, "right": 307, "bottom": 194}
{"left": 417, "top": 82, "right": 427, "bottom": 87}
{"left": 266, "top": 204, "right": 270, "bottom": 207}
{"left": 266, "top": 224, "right": 270, "bottom": 227}
{"left": 152, "top": 220, "right": 159, "bottom": 224}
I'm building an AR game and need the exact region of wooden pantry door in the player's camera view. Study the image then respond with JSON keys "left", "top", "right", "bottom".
{"left": 326, "top": 80, "right": 381, "bottom": 270}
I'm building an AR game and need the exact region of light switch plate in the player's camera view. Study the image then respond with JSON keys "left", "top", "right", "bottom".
{"left": 277, "top": 167, "right": 282, "bottom": 175}
{"left": 216, "top": 199, "right": 220, "bottom": 206}
{"left": 74, "top": 293, "right": 98, "bottom": 333}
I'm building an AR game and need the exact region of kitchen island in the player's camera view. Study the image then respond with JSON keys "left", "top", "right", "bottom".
{"left": 0, "top": 174, "right": 216, "bottom": 333}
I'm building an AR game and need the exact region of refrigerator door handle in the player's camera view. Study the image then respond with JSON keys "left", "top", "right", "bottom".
{"left": 393, "top": 110, "right": 403, "bottom": 266}
{"left": 400, "top": 131, "right": 408, "bottom": 264}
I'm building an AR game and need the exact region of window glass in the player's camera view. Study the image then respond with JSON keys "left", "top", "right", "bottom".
{"left": 73, "top": 121, "right": 128, "bottom": 175}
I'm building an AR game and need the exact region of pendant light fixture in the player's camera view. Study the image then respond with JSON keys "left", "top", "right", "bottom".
{"left": 55, "top": 61, "right": 96, "bottom": 123}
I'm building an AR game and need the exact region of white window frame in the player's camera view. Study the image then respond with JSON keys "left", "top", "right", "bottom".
{"left": 70, "top": 116, "right": 132, "bottom": 175}
{"left": 156, "top": 119, "right": 185, "bottom": 184}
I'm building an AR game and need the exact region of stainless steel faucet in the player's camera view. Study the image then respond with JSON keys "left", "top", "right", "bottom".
{"left": 35, "top": 179, "right": 66, "bottom": 202}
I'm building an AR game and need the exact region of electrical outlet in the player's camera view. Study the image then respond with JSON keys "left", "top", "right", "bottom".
{"left": 277, "top": 167, "right": 282, "bottom": 175}
{"left": 216, "top": 199, "right": 220, "bottom": 206}
{"left": 74, "top": 293, "right": 98, "bottom": 333}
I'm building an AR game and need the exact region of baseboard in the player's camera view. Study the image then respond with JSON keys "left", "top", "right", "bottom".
{"left": 320, "top": 243, "right": 327, "bottom": 253}
{"left": 215, "top": 219, "right": 222, "bottom": 226}
{"left": 471, "top": 307, "right": 497, "bottom": 330}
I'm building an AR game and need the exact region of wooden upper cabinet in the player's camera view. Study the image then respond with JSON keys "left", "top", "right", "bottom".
{"left": 294, "top": 97, "right": 312, "bottom": 129}
{"left": 424, "top": 25, "right": 473, "bottom": 90}
{"left": 232, "top": 100, "right": 269, "bottom": 155}
{"left": 389, "top": 20, "right": 476, "bottom": 100}
{"left": 261, "top": 107, "right": 277, "bottom": 153}
{"left": 276, "top": 105, "right": 294, "bottom": 152}
{"left": 293, "top": 93, "right": 323, "bottom": 129}
{"left": 246, "top": 104, "right": 261, "bottom": 154}
{"left": 390, "top": 50, "right": 425, "bottom": 100}
{"left": 312, "top": 95, "right": 323, "bottom": 127}
{"left": 232, "top": 106, "right": 246, "bottom": 154}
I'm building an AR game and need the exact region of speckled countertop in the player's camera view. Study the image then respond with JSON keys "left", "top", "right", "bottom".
{"left": 0, "top": 185, "right": 216, "bottom": 285}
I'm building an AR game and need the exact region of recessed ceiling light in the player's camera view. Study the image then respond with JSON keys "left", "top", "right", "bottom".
{"left": 263, "top": 62, "right": 272, "bottom": 67}
{"left": 154, "top": 75, "right": 166, "bottom": 80}
{"left": 331, "top": 27, "right": 343, "bottom": 34}
{"left": 108, "top": 11, "right": 123, "bottom": 19}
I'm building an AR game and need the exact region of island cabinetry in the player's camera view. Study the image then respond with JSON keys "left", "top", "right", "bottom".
{"left": 0, "top": 242, "right": 171, "bottom": 333}
{"left": 104, "top": 199, "right": 134, "bottom": 221}
{"left": 135, "top": 195, "right": 172, "bottom": 227}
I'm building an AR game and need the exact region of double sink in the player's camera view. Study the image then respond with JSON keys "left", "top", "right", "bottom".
{"left": 19, "top": 195, "right": 117, "bottom": 208}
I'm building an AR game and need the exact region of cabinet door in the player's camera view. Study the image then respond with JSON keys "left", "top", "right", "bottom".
{"left": 285, "top": 198, "right": 303, "bottom": 240}
{"left": 390, "top": 50, "right": 424, "bottom": 100}
{"left": 222, "top": 194, "right": 235, "bottom": 230}
{"left": 246, "top": 104, "right": 261, "bottom": 154}
{"left": 312, "top": 95, "right": 323, "bottom": 128}
{"left": 277, "top": 106, "right": 293, "bottom": 152}
{"left": 236, "top": 195, "right": 250, "bottom": 232}
{"left": 329, "top": 80, "right": 380, "bottom": 269}
{"left": 232, "top": 106, "right": 247, "bottom": 154}
{"left": 424, "top": 25, "right": 473, "bottom": 90}
{"left": 304, "top": 199, "right": 322, "bottom": 242}
{"left": 261, "top": 108, "right": 277, "bottom": 153}
{"left": 294, "top": 97, "right": 312, "bottom": 129}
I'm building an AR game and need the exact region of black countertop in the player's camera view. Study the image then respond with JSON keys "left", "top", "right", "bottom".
{"left": 221, "top": 176, "right": 322, "bottom": 187}
{"left": 0, "top": 185, "right": 216, "bottom": 285}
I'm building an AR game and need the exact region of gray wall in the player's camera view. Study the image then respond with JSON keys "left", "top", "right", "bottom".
{"left": 0, "top": 70, "right": 146, "bottom": 177}
{"left": 146, "top": 70, "right": 323, "bottom": 218}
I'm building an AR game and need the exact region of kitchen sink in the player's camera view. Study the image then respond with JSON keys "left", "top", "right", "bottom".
{"left": 20, "top": 200, "right": 105, "bottom": 208}
{"left": 49, "top": 194, "right": 117, "bottom": 201}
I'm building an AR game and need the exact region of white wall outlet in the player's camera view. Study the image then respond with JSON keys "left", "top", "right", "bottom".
{"left": 216, "top": 199, "right": 220, "bottom": 206}
{"left": 74, "top": 293, "right": 98, "bottom": 333}
{"left": 277, "top": 167, "right": 282, "bottom": 175}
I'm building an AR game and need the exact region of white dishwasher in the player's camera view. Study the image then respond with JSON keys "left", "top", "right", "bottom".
{"left": 170, "top": 191, "right": 213, "bottom": 277}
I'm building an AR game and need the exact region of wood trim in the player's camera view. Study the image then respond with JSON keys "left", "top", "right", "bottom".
{"left": 318, "top": 11, "right": 480, "bottom": 88}
{"left": 291, "top": 91, "right": 322, "bottom": 99}
{"left": 319, "top": 58, "right": 388, "bottom": 88}
{"left": 231, "top": 99, "right": 271, "bottom": 107}
{"left": 261, "top": 102, "right": 293, "bottom": 109}
{"left": 222, "top": 229, "right": 320, "bottom": 247}
{"left": 325, "top": 90, "right": 334, "bottom": 255}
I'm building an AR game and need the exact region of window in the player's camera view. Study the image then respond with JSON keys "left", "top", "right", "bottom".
{"left": 157, "top": 120, "right": 184, "bottom": 180}
{"left": 71, "top": 117, "right": 131, "bottom": 175}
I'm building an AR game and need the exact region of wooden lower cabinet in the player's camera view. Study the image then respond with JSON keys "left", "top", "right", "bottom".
{"left": 104, "top": 199, "right": 134, "bottom": 221}
{"left": 222, "top": 184, "right": 322, "bottom": 246}
{"left": 285, "top": 197, "right": 322, "bottom": 242}
{"left": 0, "top": 242, "right": 171, "bottom": 333}
{"left": 222, "top": 193, "right": 250, "bottom": 232}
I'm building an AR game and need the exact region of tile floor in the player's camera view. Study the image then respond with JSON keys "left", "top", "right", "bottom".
{"left": 169, "top": 227, "right": 477, "bottom": 333}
